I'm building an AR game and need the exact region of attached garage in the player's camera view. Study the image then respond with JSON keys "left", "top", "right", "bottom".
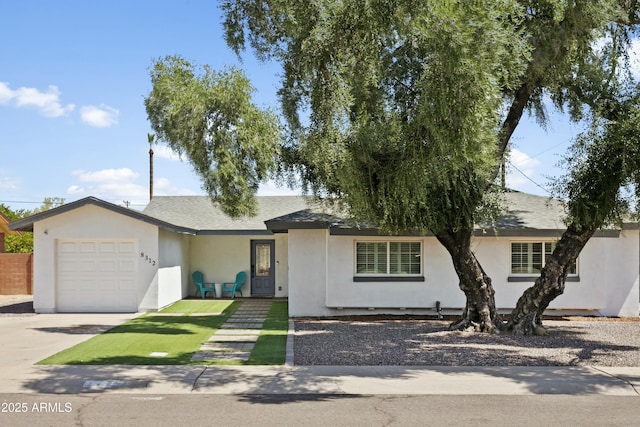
{"left": 56, "top": 239, "right": 138, "bottom": 312}
{"left": 9, "top": 197, "right": 195, "bottom": 313}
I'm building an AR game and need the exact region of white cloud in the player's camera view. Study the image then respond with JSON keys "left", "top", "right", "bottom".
{"left": 0, "top": 82, "right": 75, "bottom": 117}
{"left": 0, "top": 82, "right": 120, "bottom": 128}
{"left": 80, "top": 104, "right": 119, "bottom": 128}
{"left": 257, "top": 179, "right": 302, "bottom": 196}
{"left": 67, "top": 168, "right": 197, "bottom": 207}
{"left": 0, "top": 82, "right": 13, "bottom": 103}
{"left": 153, "top": 145, "right": 182, "bottom": 161}
{"left": 72, "top": 168, "right": 139, "bottom": 183}
{"left": 66, "top": 185, "right": 84, "bottom": 195}
{"left": 152, "top": 177, "right": 198, "bottom": 197}
{"left": 0, "top": 176, "right": 20, "bottom": 191}
{"left": 506, "top": 149, "right": 542, "bottom": 189}
{"left": 68, "top": 168, "right": 145, "bottom": 206}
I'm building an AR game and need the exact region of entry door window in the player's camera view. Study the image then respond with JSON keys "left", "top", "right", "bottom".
{"left": 255, "top": 243, "right": 271, "bottom": 276}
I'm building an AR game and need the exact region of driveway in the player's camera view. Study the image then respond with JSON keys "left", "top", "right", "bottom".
{"left": 0, "top": 295, "right": 138, "bottom": 393}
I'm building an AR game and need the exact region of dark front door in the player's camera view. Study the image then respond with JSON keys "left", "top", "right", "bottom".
{"left": 251, "top": 240, "right": 275, "bottom": 296}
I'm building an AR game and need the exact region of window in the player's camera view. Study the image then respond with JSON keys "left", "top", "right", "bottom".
{"left": 511, "top": 241, "right": 577, "bottom": 275}
{"left": 356, "top": 241, "right": 422, "bottom": 276}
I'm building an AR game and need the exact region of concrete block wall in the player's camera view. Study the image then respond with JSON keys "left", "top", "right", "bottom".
{"left": 0, "top": 254, "right": 33, "bottom": 294}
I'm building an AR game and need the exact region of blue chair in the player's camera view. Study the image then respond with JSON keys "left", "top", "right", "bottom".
{"left": 192, "top": 271, "right": 216, "bottom": 299}
{"left": 221, "top": 271, "right": 247, "bottom": 299}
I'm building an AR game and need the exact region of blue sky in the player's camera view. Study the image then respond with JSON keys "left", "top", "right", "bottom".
{"left": 1, "top": 1, "right": 637, "bottom": 212}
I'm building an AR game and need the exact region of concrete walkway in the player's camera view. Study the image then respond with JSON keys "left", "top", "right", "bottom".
{"left": 0, "top": 298, "right": 638, "bottom": 396}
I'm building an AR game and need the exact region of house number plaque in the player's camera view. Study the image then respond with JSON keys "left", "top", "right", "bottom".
{"left": 140, "top": 251, "right": 157, "bottom": 266}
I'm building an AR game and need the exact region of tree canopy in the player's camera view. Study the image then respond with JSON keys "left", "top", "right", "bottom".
{"left": 223, "top": 0, "right": 531, "bottom": 233}
{"left": 145, "top": 55, "right": 282, "bottom": 217}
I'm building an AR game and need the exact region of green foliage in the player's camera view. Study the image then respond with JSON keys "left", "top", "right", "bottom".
{"left": 556, "top": 90, "right": 640, "bottom": 229}
{"left": 32, "top": 197, "right": 65, "bottom": 214}
{"left": 4, "top": 233, "right": 33, "bottom": 253}
{"left": 221, "top": 0, "right": 639, "bottom": 234}
{"left": 1, "top": 203, "right": 33, "bottom": 253}
{"left": 222, "top": 0, "right": 531, "bottom": 233}
{"left": 145, "top": 55, "right": 282, "bottom": 218}
{"left": 0, "top": 204, "right": 24, "bottom": 222}
{"left": 1, "top": 198, "right": 70, "bottom": 253}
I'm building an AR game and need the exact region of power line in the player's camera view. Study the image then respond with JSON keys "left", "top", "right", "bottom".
{"left": 510, "top": 141, "right": 569, "bottom": 167}
{"left": 506, "top": 160, "right": 551, "bottom": 195}
{"left": 0, "top": 199, "right": 147, "bottom": 208}
{"left": 0, "top": 200, "right": 44, "bottom": 205}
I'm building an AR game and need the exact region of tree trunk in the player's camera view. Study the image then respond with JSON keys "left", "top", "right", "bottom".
{"left": 507, "top": 223, "right": 596, "bottom": 335}
{"left": 435, "top": 227, "right": 503, "bottom": 333}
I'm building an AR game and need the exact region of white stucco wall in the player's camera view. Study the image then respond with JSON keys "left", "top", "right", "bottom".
{"left": 140, "top": 229, "right": 190, "bottom": 311}
{"left": 288, "top": 229, "right": 328, "bottom": 316}
{"left": 287, "top": 229, "right": 640, "bottom": 317}
{"left": 189, "top": 234, "right": 289, "bottom": 298}
{"left": 475, "top": 232, "right": 639, "bottom": 315}
{"left": 32, "top": 205, "right": 159, "bottom": 313}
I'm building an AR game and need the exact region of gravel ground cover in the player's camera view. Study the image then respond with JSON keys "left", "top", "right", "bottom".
{"left": 294, "top": 316, "right": 640, "bottom": 367}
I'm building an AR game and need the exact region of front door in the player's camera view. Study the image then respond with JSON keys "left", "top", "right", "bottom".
{"left": 251, "top": 240, "right": 275, "bottom": 296}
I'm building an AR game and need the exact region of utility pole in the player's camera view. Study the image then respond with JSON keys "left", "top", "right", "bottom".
{"left": 148, "top": 133, "right": 156, "bottom": 201}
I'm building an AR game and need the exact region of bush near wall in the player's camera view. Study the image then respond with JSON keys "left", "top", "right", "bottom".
{"left": 0, "top": 253, "right": 33, "bottom": 294}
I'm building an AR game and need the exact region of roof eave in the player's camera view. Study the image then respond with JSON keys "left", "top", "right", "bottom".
{"left": 9, "top": 196, "right": 197, "bottom": 235}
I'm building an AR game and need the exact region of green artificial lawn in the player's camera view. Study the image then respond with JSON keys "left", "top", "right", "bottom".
{"left": 38, "top": 300, "right": 289, "bottom": 366}
{"left": 247, "top": 301, "right": 289, "bottom": 365}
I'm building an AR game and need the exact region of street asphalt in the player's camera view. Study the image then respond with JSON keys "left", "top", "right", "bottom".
{"left": 0, "top": 296, "right": 639, "bottom": 396}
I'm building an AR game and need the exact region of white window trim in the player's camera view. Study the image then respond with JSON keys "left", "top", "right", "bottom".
{"left": 354, "top": 240, "right": 423, "bottom": 277}
{"left": 509, "top": 240, "right": 579, "bottom": 278}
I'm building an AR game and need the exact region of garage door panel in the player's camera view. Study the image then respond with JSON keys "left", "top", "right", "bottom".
{"left": 79, "top": 242, "right": 97, "bottom": 253}
{"left": 118, "top": 241, "right": 135, "bottom": 253}
{"left": 58, "top": 260, "right": 79, "bottom": 273}
{"left": 99, "top": 260, "right": 116, "bottom": 272}
{"left": 119, "top": 260, "right": 136, "bottom": 272}
{"left": 79, "top": 260, "right": 97, "bottom": 272}
{"left": 59, "top": 241, "right": 78, "bottom": 254}
{"left": 58, "top": 293, "right": 137, "bottom": 312}
{"left": 58, "top": 278, "right": 83, "bottom": 292}
{"left": 56, "top": 239, "right": 138, "bottom": 312}
{"left": 98, "top": 241, "right": 116, "bottom": 253}
{"left": 119, "top": 279, "right": 135, "bottom": 290}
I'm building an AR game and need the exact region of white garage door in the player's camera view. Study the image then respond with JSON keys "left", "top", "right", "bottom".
{"left": 56, "top": 239, "right": 138, "bottom": 312}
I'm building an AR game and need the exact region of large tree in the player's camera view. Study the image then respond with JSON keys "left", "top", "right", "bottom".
{"left": 508, "top": 87, "right": 640, "bottom": 334}
{"left": 222, "top": 0, "right": 529, "bottom": 332}
{"left": 221, "top": 0, "right": 639, "bottom": 332}
{"left": 145, "top": 55, "right": 282, "bottom": 217}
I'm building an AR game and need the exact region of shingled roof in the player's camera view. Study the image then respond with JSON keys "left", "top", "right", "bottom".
{"left": 142, "top": 196, "right": 314, "bottom": 234}
{"left": 13, "top": 192, "right": 625, "bottom": 237}
{"left": 264, "top": 191, "right": 572, "bottom": 235}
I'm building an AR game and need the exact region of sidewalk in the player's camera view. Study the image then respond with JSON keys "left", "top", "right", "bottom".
{"left": 0, "top": 298, "right": 638, "bottom": 396}
{"left": 5, "top": 364, "right": 639, "bottom": 396}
